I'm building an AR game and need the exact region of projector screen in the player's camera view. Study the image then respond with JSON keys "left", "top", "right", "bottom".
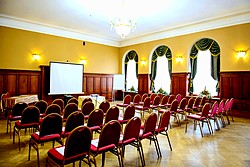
{"left": 49, "top": 61, "right": 84, "bottom": 95}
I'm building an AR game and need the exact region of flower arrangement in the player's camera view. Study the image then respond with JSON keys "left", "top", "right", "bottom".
{"left": 128, "top": 86, "right": 136, "bottom": 92}
{"left": 156, "top": 87, "right": 167, "bottom": 95}
{"left": 199, "top": 86, "right": 211, "bottom": 99}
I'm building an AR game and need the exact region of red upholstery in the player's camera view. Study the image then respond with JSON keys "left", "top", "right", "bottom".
{"left": 166, "top": 95, "right": 175, "bottom": 108}
{"left": 87, "top": 109, "right": 104, "bottom": 132}
{"left": 135, "top": 97, "right": 150, "bottom": 119}
{"left": 99, "top": 100, "right": 111, "bottom": 115}
{"left": 67, "top": 97, "right": 78, "bottom": 106}
{"left": 158, "top": 95, "right": 168, "bottom": 109}
{"left": 116, "top": 95, "right": 131, "bottom": 111}
{"left": 139, "top": 93, "right": 148, "bottom": 105}
{"left": 62, "top": 103, "right": 78, "bottom": 121}
{"left": 118, "top": 104, "right": 135, "bottom": 124}
{"left": 104, "top": 106, "right": 119, "bottom": 125}
{"left": 52, "top": 99, "right": 64, "bottom": 114}
{"left": 81, "top": 101, "right": 94, "bottom": 119}
{"left": 131, "top": 94, "right": 141, "bottom": 105}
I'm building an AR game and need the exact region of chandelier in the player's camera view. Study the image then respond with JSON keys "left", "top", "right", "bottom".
{"left": 110, "top": 0, "right": 136, "bottom": 38}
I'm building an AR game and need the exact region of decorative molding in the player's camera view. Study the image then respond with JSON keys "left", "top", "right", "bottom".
{"left": 1, "top": 11, "right": 250, "bottom": 47}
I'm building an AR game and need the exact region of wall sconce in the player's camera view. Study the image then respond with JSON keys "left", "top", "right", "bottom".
{"left": 80, "top": 59, "right": 87, "bottom": 65}
{"left": 236, "top": 50, "right": 247, "bottom": 58}
{"left": 32, "top": 54, "right": 41, "bottom": 60}
{"left": 141, "top": 59, "right": 146, "bottom": 65}
{"left": 176, "top": 55, "right": 183, "bottom": 63}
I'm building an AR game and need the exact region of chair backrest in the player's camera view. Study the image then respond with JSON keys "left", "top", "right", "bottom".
{"left": 152, "top": 96, "right": 160, "bottom": 106}
{"left": 64, "top": 126, "right": 92, "bottom": 161}
{"left": 87, "top": 109, "right": 104, "bottom": 128}
{"left": 34, "top": 100, "right": 48, "bottom": 114}
{"left": 98, "top": 120, "right": 121, "bottom": 149}
{"left": 123, "top": 95, "right": 131, "bottom": 105}
{"left": 104, "top": 106, "right": 119, "bottom": 124}
{"left": 64, "top": 111, "right": 85, "bottom": 134}
{"left": 157, "top": 111, "right": 171, "bottom": 133}
{"left": 122, "top": 117, "right": 141, "bottom": 142}
{"left": 143, "top": 97, "right": 151, "bottom": 108}
{"left": 45, "top": 104, "right": 61, "bottom": 115}
{"left": 40, "top": 113, "right": 62, "bottom": 137}
{"left": 157, "top": 93, "right": 163, "bottom": 101}
{"left": 217, "top": 100, "right": 225, "bottom": 114}
{"left": 11, "top": 102, "right": 29, "bottom": 117}
{"left": 67, "top": 97, "right": 78, "bottom": 106}
{"left": 63, "top": 103, "right": 79, "bottom": 120}
{"left": 200, "top": 96, "right": 207, "bottom": 106}
{"left": 193, "top": 97, "right": 201, "bottom": 107}
{"left": 169, "top": 100, "right": 178, "bottom": 112}
{"left": 168, "top": 94, "right": 175, "bottom": 104}
{"left": 142, "top": 112, "right": 157, "bottom": 135}
{"left": 1, "top": 92, "right": 10, "bottom": 109}
{"left": 201, "top": 103, "right": 211, "bottom": 117}
{"left": 52, "top": 99, "right": 64, "bottom": 113}
{"left": 229, "top": 98, "right": 234, "bottom": 110}
{"left": 123, "top": 104, "right": 136, "bottom": 121}
{"left": 186, "top": 97, "right": 195, "bottom": 109}
{"left": 99, "top": 100, "right": 110, "bottom": 114}
{"left": 20, "top": 106, "right": 40, "bottom": 125}
{"left": 210, "top": 101, "right": 218, "bottom": 115}
{"left": 179, "top": 98, "right": 187, "bottom": 110}
{"left": 140, "top": 93, "right": 148, "bottom": 102}
{"left": 132, "top": 94, "right": 141, "bottom": 105}
{"left": 81, "top": 101, "right": 95, "bottom": 116}
{"left": 160, "top": 95, "right": 168, "bottom": 105}
{"left": 81, "top": 98, "right": 92, "bottom": 107}
{"left": 175, "top": 94, "right": 181, "bottom": 104}
{"left": 149, "top": 93, "right": 156, "bottom": 103}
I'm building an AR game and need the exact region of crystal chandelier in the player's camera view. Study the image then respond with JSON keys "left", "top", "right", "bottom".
{"left": 110, "top": 0, "right": 136, "bottom": 38}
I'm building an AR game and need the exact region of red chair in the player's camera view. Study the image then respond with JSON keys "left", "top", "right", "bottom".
{"left": 223, "top": 99, "right": 231, "bottom": 125}
{"left": 158, "top": 95, "right": 168, "bottom": 109}
{"left": 185, "top": 103, "right": 212, "bottom": 137}
{"left": 81, "top": 97, "right": 92, "bottom": 107}
{"left": 157, "top": 93, "right": 163, "bottom": 101}
{"left": 46, "top": 126, "right": 92, "bottom": 167}
{"left": 197, "top": 96, "right": 207, "bottom": 111}
{"left": 116, "top": 94, "right": 131, "bottom": 112}
{"left": 150, "top": 96, "right": 161, "bottom": 112}
{"left": 139, "top": 112, "right": 161, "bottom": 159}
{"left": 131, "top": 94, "right": 141, "bottom": 106}
{"left": 139, "top": 93, "right": 148, "bottom": 105}
{"left": 216, "top": 100, "right": 226, "bottom": 127}
{"left": 175, "top": 94, "right": 182, "bottom": 104}
{"left": 103, "top": 106, "right": 119, "bottom": 125}
{"left": 176, "top": 98, "right": 188, "bottom": 121}
{"left": 119, "top": 104, "right": 135, "bottom": 125}
{"left": 90, "top": 120, "right": 123, "bottom": 167}
{"left": 6, "top": 102, "right": 28, "bottom": 138}
{"left": 135, "top": 97, "right": 150, "bottom": 119}
{"left": 155, "top": 111, "right": 172, "bottom": 151}
{"left": 52, "top": 99, "right": 64, "bottom": 114}
{"left": 81, "top": 101, "right": 95, "bottom": 119}
{"left": 44, "top": 104, "right": 61, "bottom": 116}
{"left": 28, "top": 113, "right": 63, "bottom": 167}
{"left": 62, "top": 103, "right": 78, "bottom": 122}
{"left": 13, "top": 106, "right": 40, "bottom": 151}
{"left": 207, "top": 101, "right": 219, "bottom": 131}
{"left": 67, "top": 97, "right": 78, "bottom": 106}
{"left": 99, "top": 100, "right": 111, "bottom": 116}
{"left": 228, "top": 98, "right": 234, "bottom": 122}
{"left": 34, "top": 100, "right": 48, "bottom": 117}
{"left": 166, "top": 94, "right": 175, "bottom": 108}
{"left": 185, "top": 97, "right": 195, "bottom": 115}
{"left": 62, "top": 111, "right": 85, "bottom": 141}
{"left": 86, "top": 109, "right": 104, "bottom": 132}
{"left": 119, "top": 117, "right": 145, "bottom": 166}
{"left": 149, "top": 93, "right": 156, "bottom": 104}
{"left": 192, "top": 97, "right": 201, "bottom": 112}
{"left": 168, "top": 100, "right": 180, "bottom": 126}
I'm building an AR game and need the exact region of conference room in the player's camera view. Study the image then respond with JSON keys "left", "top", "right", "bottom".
{"left": 0, "top": 0, "right": 250, "bottom": 167}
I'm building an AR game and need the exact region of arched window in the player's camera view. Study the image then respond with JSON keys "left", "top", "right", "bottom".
{"left": 124, "top": 50, "right": 138, "bottom": 91}
{"left": 150, "top": 45, "right": 172, "bottom": 94}
{"left": 189, "top": 38, "right": 220, "bottom": 96}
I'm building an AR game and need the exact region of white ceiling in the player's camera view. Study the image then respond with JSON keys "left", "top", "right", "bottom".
{"left": 0, "top": 0, "right": 250, "bottom": 47}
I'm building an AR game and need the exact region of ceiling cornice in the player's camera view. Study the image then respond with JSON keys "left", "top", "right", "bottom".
{"left": 0, "top": 11, "right": 250, "bottom": 48}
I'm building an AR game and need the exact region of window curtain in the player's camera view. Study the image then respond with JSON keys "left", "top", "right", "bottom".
{"left": 124, "top": 50, "right": 138, "bottom": 91}
{"left": 189, "top": 38, "right": 220, "bottom": 94}
{"left": 150, "top": 45, "right": 172, "bottom": 92}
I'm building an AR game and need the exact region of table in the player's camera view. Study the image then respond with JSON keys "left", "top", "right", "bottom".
{"left": 3, "top": 94, "right": 39, "bottom": 109}
{"left": 78, "top": 95, "right": 105, "bottom": 109}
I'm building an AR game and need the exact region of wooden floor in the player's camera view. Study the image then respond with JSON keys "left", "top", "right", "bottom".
{"left": 0, "top": 104, "right": 250, "bottom": 167}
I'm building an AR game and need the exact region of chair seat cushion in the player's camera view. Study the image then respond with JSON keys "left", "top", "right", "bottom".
{"left": 116, "top": 104, "right": 129, "bottom": 107}
{"left": 31, "top": 132, "right": 61, "bottom": 143}
{"left": 15, "top": 121, "right": 39, "bottom": 129}
{"left": 186, "top": 114, "right": 206, "bottom": 120}
{"left": 8, "top": 115, "right": 21, "bottom": 121}
{"left": 139, "top": 129, "right": 152, "bottom": 139}
{"left": 90, "top": 139, "right": 115, "bottom": 154}
{"left": 89, "top": 126, "right": 101, "bottom": 132}
{"left": 158, "top": 109, "right": 166, "bottom": 113}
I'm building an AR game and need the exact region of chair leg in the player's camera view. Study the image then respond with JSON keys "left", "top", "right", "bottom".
{"left": 165, "top": 132, "right": 172, "bottom": 151}
{"left": 136, "top": 141, "right": 145, "bottom": 166}
{"left": 138, "top": 140, "right": 146, "bottom": 166}
{"left": 197, "top": 122, "right": 204, "bottom": 137}
{"left": 153, "top": 135, "right": 162, "bottom": 158}
{"left": 101, "top": 152, "right": 105, "bottom": 167}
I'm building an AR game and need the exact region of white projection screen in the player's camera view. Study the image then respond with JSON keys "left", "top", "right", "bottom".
{"left": 49, "top": 61, "right": 84, "bottom": 95}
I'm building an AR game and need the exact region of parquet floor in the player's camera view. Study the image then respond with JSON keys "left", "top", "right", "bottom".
{"left": 0, "top": 104, "right": 250, "bottom": 167}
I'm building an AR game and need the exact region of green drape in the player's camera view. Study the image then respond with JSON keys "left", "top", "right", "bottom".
{"left": 124, "top": 50, "right": 138, "bottom": 91}
{"left": 189, "top": 38, "right": 220, "bottom": 94}
{"left": 150, "top": 45, "right": 172, "bottom": 92}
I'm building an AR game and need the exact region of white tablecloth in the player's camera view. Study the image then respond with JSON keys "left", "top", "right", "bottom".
{"left": 78, "top": 95, "right": 105, "bottom": 109}
{"left": 3, "top": 94, "right": 39, "bottom": 108}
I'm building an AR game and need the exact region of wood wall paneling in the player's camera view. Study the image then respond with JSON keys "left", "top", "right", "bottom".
{"left": 171, "top": 73, "right": 188, "bottom": 97}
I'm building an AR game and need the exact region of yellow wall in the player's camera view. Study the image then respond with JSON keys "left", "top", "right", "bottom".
{"left": 0, "top": 23, "right": 249, "bottom": 74}
{"left": 0, "top": 26, "right": 120, "bottom": 73}
{"left": 120, "top": 23, "right": 250, "bottom": 73}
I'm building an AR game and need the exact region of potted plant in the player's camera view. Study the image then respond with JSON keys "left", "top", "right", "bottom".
{"left": 128, "top": 86, "right": 136, "bottom": 92}
{"left": 156, "top": 87, "right": 167, "bottom": 95}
